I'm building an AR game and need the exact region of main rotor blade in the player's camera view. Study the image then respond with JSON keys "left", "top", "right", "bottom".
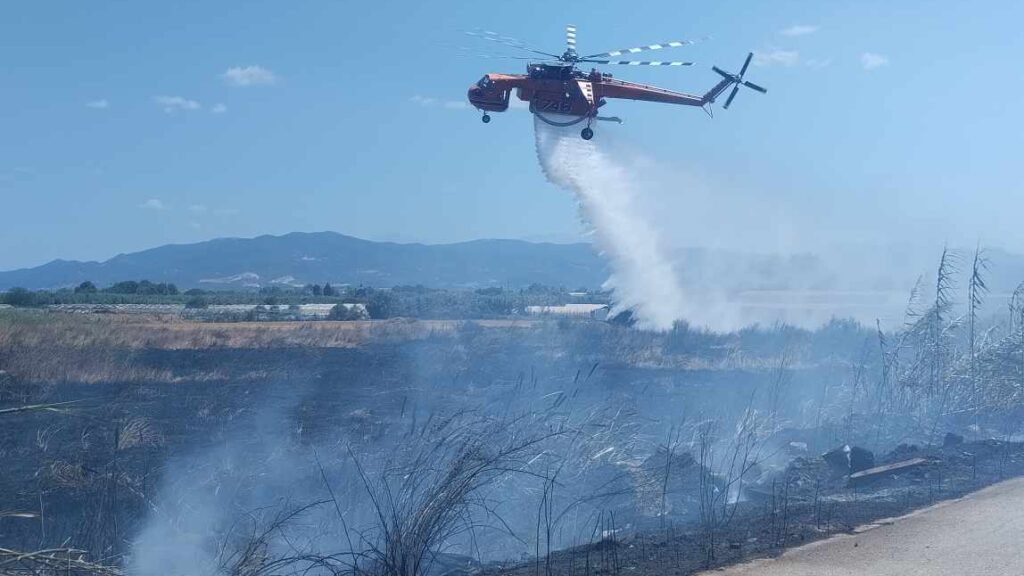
{"left": 566, "top": 24, "right": 577, "bottom": 53}
{"left": 581, "top": 59, "right": 694, "bottom": 66}
{"left": 456, "top": 53, "right": 557, "bottom": 61}
{"left": 465, "top": 30, "right": 561, "bottom": 59}
{"left": 739, "top": 52, "right": 753, "bottom": 76}
{"left": 724, "top": 85, "right": 740, "bottom": 109}
{"left": 449, "top": 44, "right": 560, "bottom": 62}
{"left": 743, "top": 81, "right": 767, "bottom": 93}
{"left": 582, "top": 39, "right": 698, "bottom": 60}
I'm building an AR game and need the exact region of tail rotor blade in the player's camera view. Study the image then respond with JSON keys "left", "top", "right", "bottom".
{"left": 712, "top": 66, "right": 732, "bottom": 79}
{"left": 739, "top": 52, "right": 753, "bottom": 76}
{"left": 724, "top": 85, "right": 740, "bottom": 109}
{"left": 566, "top": 24, "right": 577, "bottom": 53}
{"left": 743, "top": 81, "right": 767, "bottom": 93}
{"left": 712, "top": 53, "right": 766, "bottom": 109}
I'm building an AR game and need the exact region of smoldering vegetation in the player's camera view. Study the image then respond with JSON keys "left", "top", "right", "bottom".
{"left": 2, "top": 251, "right": 1024, "bottom": 575}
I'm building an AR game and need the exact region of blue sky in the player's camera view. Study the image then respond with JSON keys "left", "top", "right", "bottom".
{"left": 2, "top": 1, "right": 1023, "bottom": 270}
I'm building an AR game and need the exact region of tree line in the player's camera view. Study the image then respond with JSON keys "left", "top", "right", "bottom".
{"left": 0, "top": 280, "right": 607, "bottom": 320}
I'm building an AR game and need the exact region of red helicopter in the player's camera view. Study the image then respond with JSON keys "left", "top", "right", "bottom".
{"left": 466, "top": 25, "right": 766, "bottom": 140}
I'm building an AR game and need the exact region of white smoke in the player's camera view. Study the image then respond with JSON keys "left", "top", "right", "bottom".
{"left": 534, "top": 115, "right": 691, "bottom": 331}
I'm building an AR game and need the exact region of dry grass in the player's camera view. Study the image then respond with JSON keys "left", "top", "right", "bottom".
{"left": 0, "top": 312, "right": 544, "bottom": 383}
{"left": 0, "top": 311, "right": 470, "bottom": 351}
{"left": 0, "top": 547, "right": 122, "bottom": 575}
{"left": 0, "top": 312, "right": 450, "bottom": 383}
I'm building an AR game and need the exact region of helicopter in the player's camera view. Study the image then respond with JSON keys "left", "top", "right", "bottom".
{"left": 466, "top": 25, "right": 766, "bottom": 139}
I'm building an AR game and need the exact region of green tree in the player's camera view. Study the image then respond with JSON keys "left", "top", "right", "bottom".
{"left": 328, "top": 303, "right": 363, "bottom": 321}
{"left": 74, "top": 281, "right": 98, "bottom": 294}
{"left": 185, "top": 296, "right": 208, "bottom": 309}
{"left": 323, "top": 283, "right": 335, "bottom": 297}
{"left": 107, "top": 280, "right": 139, "bottom": 294}
{"left": 366, "top": 292, "right": 394, "bottom": 319}
{"left": 2, "top": 287, "right": 36, "bottom": 306}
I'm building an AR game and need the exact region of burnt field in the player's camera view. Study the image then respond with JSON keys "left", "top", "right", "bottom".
{"left": 2, "top": 298, "right": 1024, "bottom": 575}
{"left": 488, "top": 439, "right": 1024, "bottom": 576}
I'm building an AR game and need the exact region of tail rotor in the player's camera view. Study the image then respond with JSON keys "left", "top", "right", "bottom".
{"left": 712, "top": 52, "right": 767, "bottom": 110}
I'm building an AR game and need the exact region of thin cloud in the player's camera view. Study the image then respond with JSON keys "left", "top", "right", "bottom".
{"left": 154, "top": 95, "right": 201, "bottom": 113}
{"left": 143, "top": 201, "right": 237, "bottom": 215}
{"left": 0, "top": 167, "right": 35, "bottom": 186}
{"left": 781, "top": 25, "right": 818, "bottom": 37}
{"left": 86, "top": 99, "right": 109, "bottom": 109}
{"left": 410, "top": 95, "right": 438, "bottom": 106}
{"left": 211, "top": 103, "right": 228, "bottom": 114}
{"left": 411, "top": 95, "right": 469, "bottom": 110}
{"left": 188, "top": 204, "right": 239, "bottom": 216}
{"left": 861, "top": 52, "right": 889, "bottom": 70}
{"left": 222, "top": 65, "right": 277, "bottom": 86}
{"left": 753, "top": 49, "right": 800, "bottom": 67}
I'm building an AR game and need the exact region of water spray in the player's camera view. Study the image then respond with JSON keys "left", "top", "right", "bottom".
{"left": 534, "top": 116, "right": 687, "bottom": 331}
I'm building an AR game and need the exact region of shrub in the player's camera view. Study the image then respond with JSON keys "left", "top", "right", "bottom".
{"left": 2, "top": 288, "right": 40, "bottom": 307}
{"left": 185, "top": 296, "right": 208, "bottom": 309}
{"left": 328, "top": 303, "right": 364, "bottom": 321}
{"left": 367, "top": 292, "right": 395, "bottom": 319}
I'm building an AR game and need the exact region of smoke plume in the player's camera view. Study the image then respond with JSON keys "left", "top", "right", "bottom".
{"left": 534, "top": 116, "right": 688, "bottom": 330}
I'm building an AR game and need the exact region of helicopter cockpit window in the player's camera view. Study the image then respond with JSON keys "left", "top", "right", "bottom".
{"left": 477, "top": 76, "right": 493, "bottom": 90}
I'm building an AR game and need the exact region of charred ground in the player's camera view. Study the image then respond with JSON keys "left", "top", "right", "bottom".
{"left": 2, "top": 265, "right": 1024, "bottom": 576}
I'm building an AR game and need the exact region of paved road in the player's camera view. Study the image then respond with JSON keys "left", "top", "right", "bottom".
{"left": 701, "top": 477, "right": 1024, "bottom": 576}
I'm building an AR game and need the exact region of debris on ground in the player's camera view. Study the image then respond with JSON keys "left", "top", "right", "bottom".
{"left": 848, "top": 457, "right": 931, "bottom": 486}
{"left": 822, "top": 444, "right": 875, "bottom": 475}
{"left": 944, "top": 432, "right": 965, "bottom": 447}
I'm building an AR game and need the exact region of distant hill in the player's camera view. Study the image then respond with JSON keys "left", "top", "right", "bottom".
{"left": 3, "top": 232, "right": 1023, "bottom": 295}
{"left": 0, "top": 232, "right": 609, "bottom": 290}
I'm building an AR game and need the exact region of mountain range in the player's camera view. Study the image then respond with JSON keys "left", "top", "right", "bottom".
{"left": 4, "top": 231, "right": 1024, "bottom": 295}
{"left": 0, "top": 232, "right": 608, "bottom": 290}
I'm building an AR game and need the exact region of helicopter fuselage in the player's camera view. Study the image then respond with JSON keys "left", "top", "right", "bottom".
{"left": 465, "top": 25, "right": 764, "bottom": 138}
{"left": 467, "top": 62, "right": 730, "bottom": 118}
{"left": 467, "top": 64, "right": 597, "bottom": 117}
{"left": 467, "top": 52, "right": 762, "bottom": 140}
